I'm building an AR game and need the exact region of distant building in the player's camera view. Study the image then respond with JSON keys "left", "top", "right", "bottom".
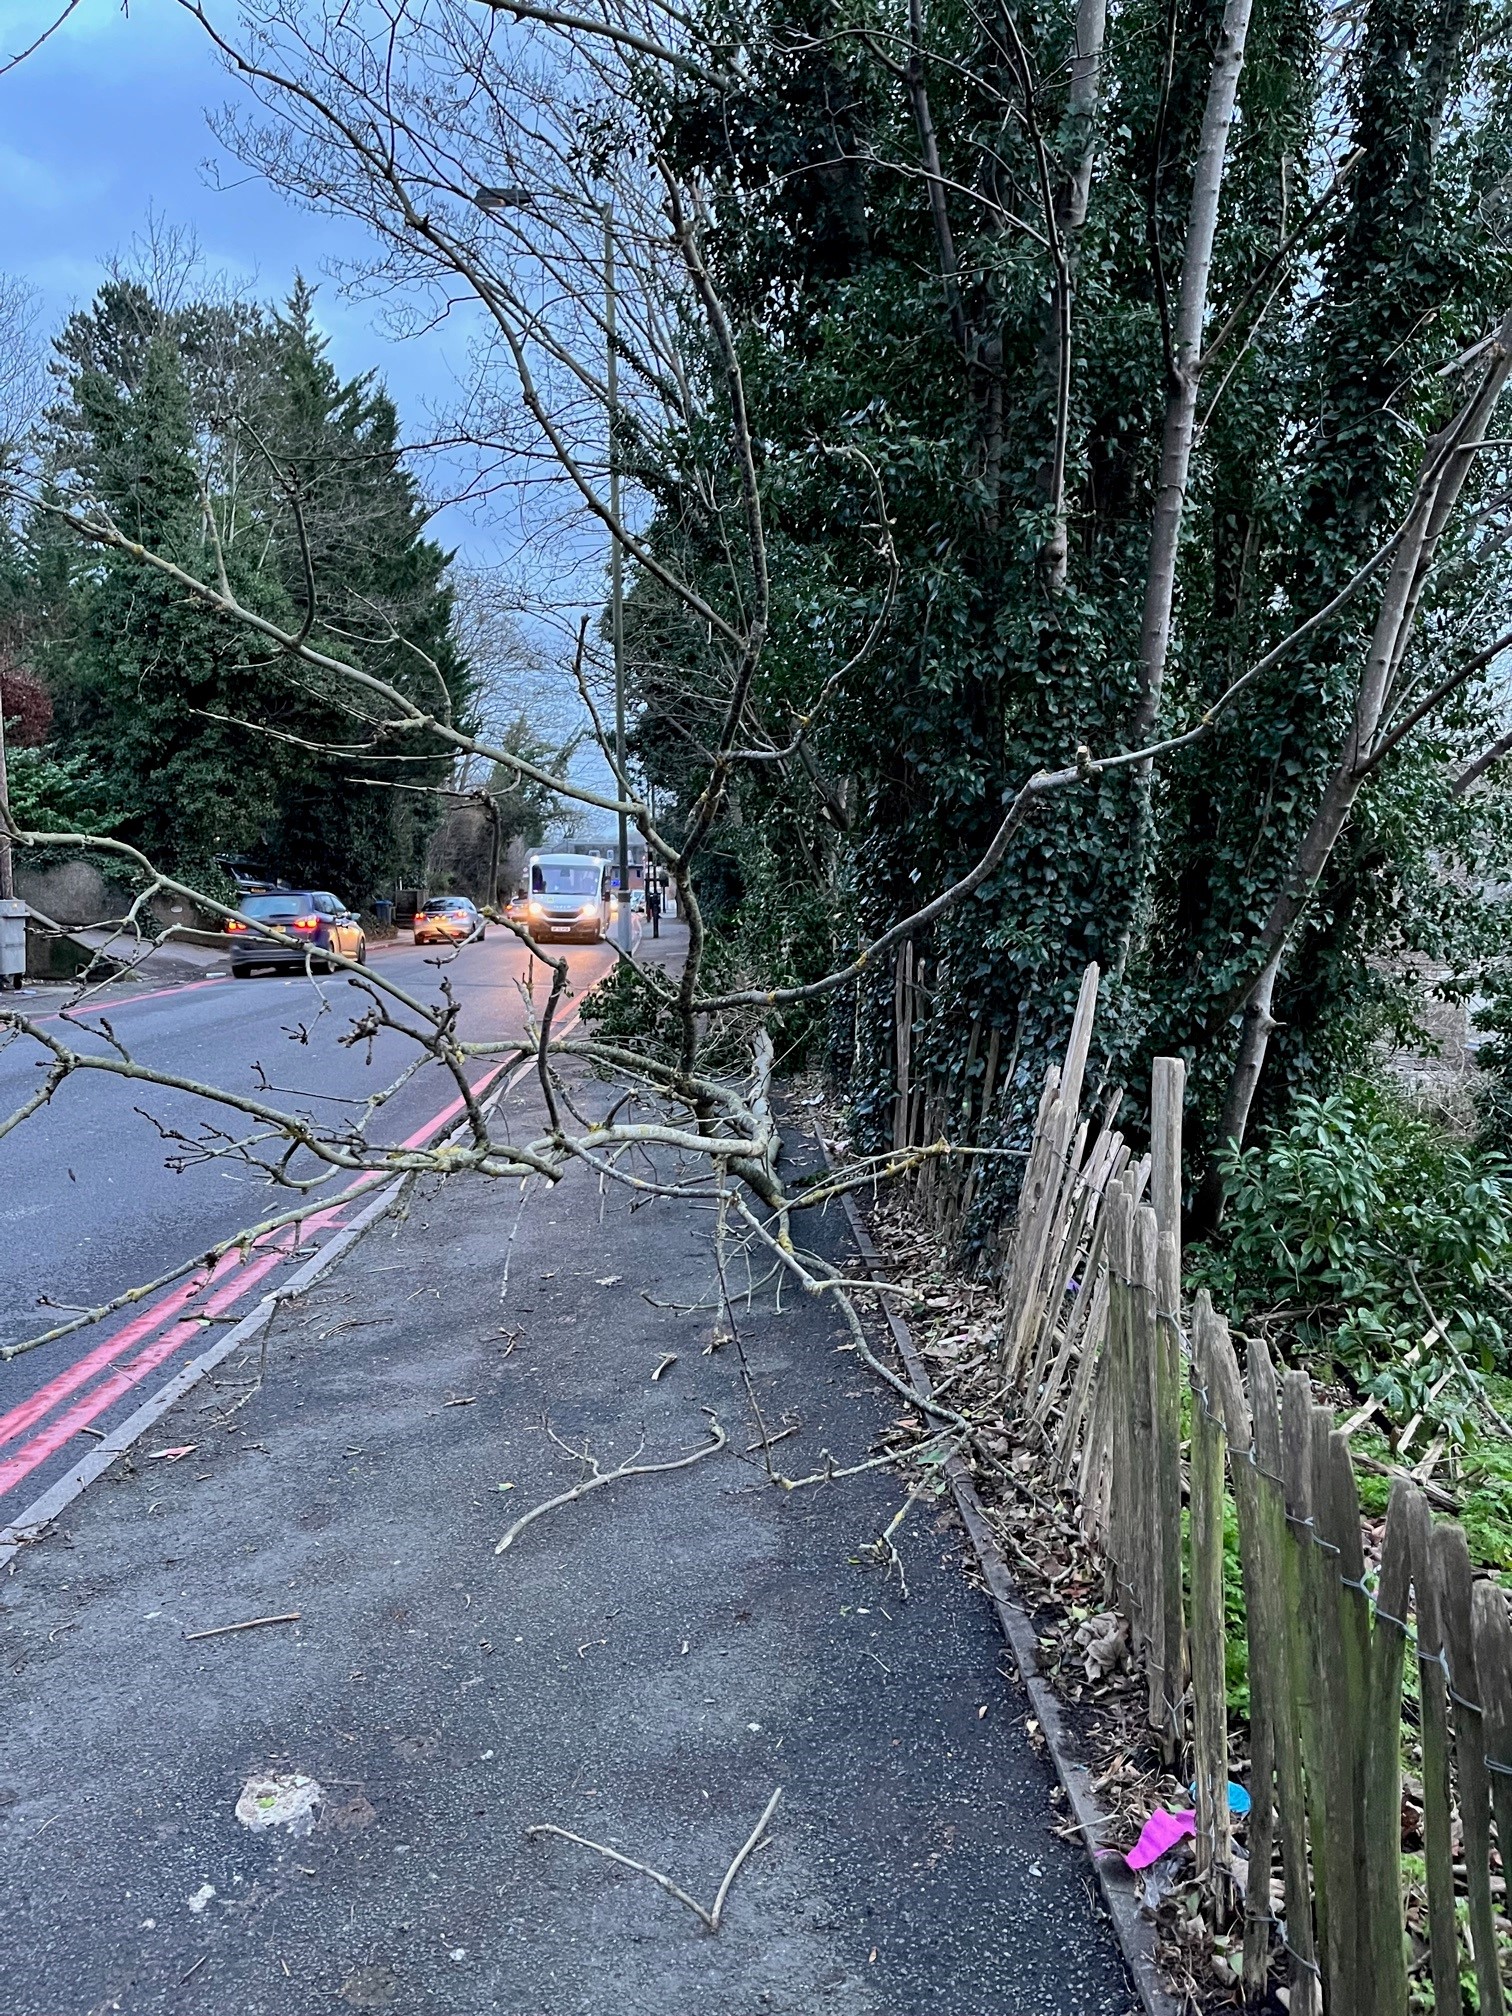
{"left": 575, "top": 836, "right": 675, "bottom": 911}
{"left": 577, "top": 835, "right": 648, "bottom": 894}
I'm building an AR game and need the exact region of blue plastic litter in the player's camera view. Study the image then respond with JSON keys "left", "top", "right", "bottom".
{"left": 1188, "top": 1779, "right": 1251, "bottom": 1816}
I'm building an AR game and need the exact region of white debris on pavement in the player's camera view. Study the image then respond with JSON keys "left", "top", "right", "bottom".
{"left": 235, "top": 1771, "right": 324, "bottom": 1836}
{"left": 186, "top": 1883, "right": 216, "bottom": 1914}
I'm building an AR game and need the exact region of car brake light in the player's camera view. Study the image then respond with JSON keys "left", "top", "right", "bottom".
{"left": 225, "top": 919, "right": 246, "bottom": 932}
{"left": 290, "top": 915, "right": 320, "bottom": 931}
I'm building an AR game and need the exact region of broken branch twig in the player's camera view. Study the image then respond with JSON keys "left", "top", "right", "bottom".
{"left": 495, "top": 1415, "right": 727, "bottom": 1554}
{"left": 525, "top": 1786, "right": 782, "bottom": 1933}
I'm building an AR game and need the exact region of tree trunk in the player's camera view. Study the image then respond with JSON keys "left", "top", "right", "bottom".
{"left": 906, "top": 0, "right": 966, "bottom": 357}
{"left": 1130, "top": 0, "right": 1257, "bottom": 744}
{"left": 1194, "top": 305, "right": 1512, "bottom": 1230}
{"left": 1038, "top": 0, "right": 1107, "bottom": 590}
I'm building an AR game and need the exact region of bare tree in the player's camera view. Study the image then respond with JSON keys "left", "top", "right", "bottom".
{"left": 0, "top": 272, "right": 46, "bottom": 468}
{"left": 1, "top": 0, "right": 1507, "bottom": 1364}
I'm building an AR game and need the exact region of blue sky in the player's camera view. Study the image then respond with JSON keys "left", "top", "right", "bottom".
{"left": 0, "top": 0, "right": 478, "bottom": 546}
{"left": 0, "top": 0, "right": 615, "bottom": 802}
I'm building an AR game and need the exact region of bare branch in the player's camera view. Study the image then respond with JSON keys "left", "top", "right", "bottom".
{"left": 494, "top": 1413, "right": 727, "bottom": 1552}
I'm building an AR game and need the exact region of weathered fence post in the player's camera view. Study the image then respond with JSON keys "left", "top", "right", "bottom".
{"left": 1246, "top": 1337, "right": 1320, "bottom": 2013}
{"left": 1472, "top": 1576, "right": 1512, "bottom": 1882}
{"left": 1188, "top": 1294, "right": 1230, "bottom": 1891}
{"left": 1435, "top": 1522, "right": 1506, "bottom": 2016}
{"left": 1281, "top": 1374, "right": 1333, "bottom": 2005}
{"left": 1362, "top": 1482, "right": 1410, "bottom": 2016}
{"left": 1150, "top": 1054, "right": 1184, "bottom": 1260}
{"left": 1406, "top": 1488, "right": 1462, "bottom": 2016}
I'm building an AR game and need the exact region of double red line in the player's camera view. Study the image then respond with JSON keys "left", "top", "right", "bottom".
{"left": 0, "top": 1058, "right": 510, "bottom": 1503}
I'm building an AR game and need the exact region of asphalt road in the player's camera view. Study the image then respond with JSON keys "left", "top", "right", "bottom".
{"left": 0, "top": 930, "right": 620, "bottom": 1520}
{"left": 0, "top": 1089, "right": 1136, "bottom": 2016}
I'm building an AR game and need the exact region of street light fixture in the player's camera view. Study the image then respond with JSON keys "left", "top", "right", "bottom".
{"left": 473, "top": 182, "right": 633, "bottom": 953}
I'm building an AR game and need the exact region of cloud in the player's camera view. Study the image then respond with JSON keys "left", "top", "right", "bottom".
{"left": 0, "top": 139, "right": 105, "bottom": 213}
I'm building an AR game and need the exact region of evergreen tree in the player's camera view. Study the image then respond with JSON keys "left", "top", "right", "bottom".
{"left": 22, "top": 272, "right": 469, "bottom": 898}
{"left": 259, "top": 279, "right": 469, "bottom": 895}
{"left": 48, "top": 328, "right": 298, "bottom": 882}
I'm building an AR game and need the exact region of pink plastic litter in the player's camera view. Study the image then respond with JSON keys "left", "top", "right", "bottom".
{"left": 1125, "top": 1807, "right": 1197, "bottom": 1870}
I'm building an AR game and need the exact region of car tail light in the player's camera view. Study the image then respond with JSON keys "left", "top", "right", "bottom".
{"left": 225, "top": 919, "right": 247, "bottom": 933}
{"left": 290, "top": 915, "right": 321, "bottom": 931}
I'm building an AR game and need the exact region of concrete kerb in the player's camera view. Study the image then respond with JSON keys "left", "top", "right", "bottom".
{"left": 830, "top": 1175, "right": 1184, "bottom": 2016}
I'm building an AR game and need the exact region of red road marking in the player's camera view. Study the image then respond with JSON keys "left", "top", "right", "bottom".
{"left": 0, "top": 1203, "right": 344, "bottom": 1456}
{"left": 0, "top": 1266, "right": 214, "bottom": 1453}
{"left": 0, "top": 1027, "right": 573, "bottom": 1498}
{"left": 394, "top": 1062, "right": 505, "bottom": 1151}
{"left": 0, "top": 1244, "right": 296, "bottom": 1495}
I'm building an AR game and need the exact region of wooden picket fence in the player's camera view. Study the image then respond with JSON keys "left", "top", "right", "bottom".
{"left": 931, "top": 958, "right": 1512, "bottom": 2012}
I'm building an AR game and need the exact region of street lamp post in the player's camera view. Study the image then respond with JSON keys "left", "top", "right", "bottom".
{"left": 0, "top": 693, "right": 22, "bottom": 992}
{"left": 604, "top": 201, "right": 632, "bottom": 954}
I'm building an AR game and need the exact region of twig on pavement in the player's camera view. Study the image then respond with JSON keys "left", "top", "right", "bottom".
{"left": 525, "top": 1786, "right": 783, "bottom": 1932}
{"left": 864, "top": 1471, "right": 939, "bottom": 1600}
{"left": 184, "top": 1611, "right": 301, "bottom": 1641}
{"left": 494, "top": 1413, "right": 727, "bottom": 1554}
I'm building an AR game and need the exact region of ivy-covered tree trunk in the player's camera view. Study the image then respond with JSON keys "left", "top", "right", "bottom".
{"left": 632, "top": 0, "right": 1512, "bottom": 1230}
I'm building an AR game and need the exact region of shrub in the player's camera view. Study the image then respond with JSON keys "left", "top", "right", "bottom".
{"left": 1190, "top": 1078, "right": 1512, "bottom": 1441}
{"left": 5, "top": 745, "right": 118, "bottom": 834}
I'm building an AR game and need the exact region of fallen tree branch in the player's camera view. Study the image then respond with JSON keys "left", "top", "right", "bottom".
{"left": 525, "top": 1786, "right": 783, "bottom": 1932}
{"left": 494, "top": 1413, "right": 728, "bottom": 1554}
{"left": 774, "top": 1428, "right": 958, "bottom": 1493}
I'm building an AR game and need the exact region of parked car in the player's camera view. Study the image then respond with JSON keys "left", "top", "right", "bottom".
{"left": 414, "top": 895, "right": 486, "bottom": 946}
{"left": 225, "top": 891, "right": 367, "bottom": 977}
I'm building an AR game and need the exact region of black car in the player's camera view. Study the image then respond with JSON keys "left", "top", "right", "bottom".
{"left": 225, "top": 891, "right": 368, "bottom": 977}
{"left": 413, "top": 896, "right": 486, "bottom": 947}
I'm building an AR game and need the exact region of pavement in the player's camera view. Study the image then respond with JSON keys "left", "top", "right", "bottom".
{"left": 0, "top": 927, "right": 622, "bottom": 1517}
{"left": 0, "top": 1051, "right": 1136, "bottom": 2015}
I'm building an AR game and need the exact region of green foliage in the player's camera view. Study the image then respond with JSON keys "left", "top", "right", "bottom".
{"left": 1189, "top": 1079, "right": 1512, "bottom": 1437}
{"left": 627, "top": 0, "right": 1512, "bottom": 1216}
{"left": 1471, "top": 959, "right": 1512, "bottom": 1157}
{"left": 1458, "top": 1400, "right": 1512, "bottom": 1575}
{"left": 3, "top": 744, "right": 118, "bottom": 833}
{"left": 14, "top": 272, "right": 468, "bottom": 900}
{"left": 575, "top": 955, "right": 689, "bottom": 1069}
